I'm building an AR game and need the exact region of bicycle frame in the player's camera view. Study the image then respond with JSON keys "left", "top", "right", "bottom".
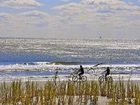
{"left": 72, "top": 74, "right": 87, "bottom": 82}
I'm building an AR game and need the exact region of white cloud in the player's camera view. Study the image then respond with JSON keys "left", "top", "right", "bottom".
{"left": 0, "top": 10, "right": 64, "bottom": 38}
{"left": 0, "top": 13, "right": 10, "bottom": 18}
{"left": 81, "top": 0, "right": 140, "bottom": 12}
{"left": 0, "top": 1, "right": 140, "bottom": 39}
{"left": 52, "top": 1, "right": 140, "bottom": 39}
{"left": 0, "top": 0, "right": 42, "bottom": 8}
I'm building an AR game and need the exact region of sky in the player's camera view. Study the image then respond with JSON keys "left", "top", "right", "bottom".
{"left": 0, "top": 0, "right": 140, "bottom": 39}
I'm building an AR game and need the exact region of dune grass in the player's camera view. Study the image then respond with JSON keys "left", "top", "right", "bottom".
{"left": 0, "top": 80, "right": 140, "bottom": 105}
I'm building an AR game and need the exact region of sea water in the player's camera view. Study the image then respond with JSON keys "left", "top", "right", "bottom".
{"left": 0, "top": 38, "right": 140, "bottom": 81}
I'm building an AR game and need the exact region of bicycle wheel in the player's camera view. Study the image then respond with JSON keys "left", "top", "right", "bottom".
{"left": 107, "top": 76, "right": 113, "bottom": 83}
{"left": 81, "top": 76, "right": 87, "bottom": 81}
{"left": 98, "top": 76, "right": 104, "bottom": 83}
{"left": 72, "top": 76, "right": 78, "bottom": 82}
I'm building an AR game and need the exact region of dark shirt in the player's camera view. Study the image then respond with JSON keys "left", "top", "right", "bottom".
{"left": 106, "top": 68, "right": 110, "bottom": 74}
{"left": 79, "top": 67, "right": 84, "bottom": 74}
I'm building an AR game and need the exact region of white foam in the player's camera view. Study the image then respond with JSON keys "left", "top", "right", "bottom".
{"left": 0, "top": 63, "right": 140, "bottom": 72}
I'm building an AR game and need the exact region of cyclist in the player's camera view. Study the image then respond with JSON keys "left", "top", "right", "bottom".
{"left": 78, "top": 65, "right": 84, "bottom": 79}
{"left": 104, "top": 67, "right": 110, "bottom": 80}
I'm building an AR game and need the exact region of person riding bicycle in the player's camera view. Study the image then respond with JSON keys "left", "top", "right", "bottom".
{"left": 98, "top": 67, "right": 112, "bottom": 83}
{"left": 104, "top": 67, "right": 110, "bottom": 79}
{"left": 78, "top": 65, "right": 84, "bottom": 79}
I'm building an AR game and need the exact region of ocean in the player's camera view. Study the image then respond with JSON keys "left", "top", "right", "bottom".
{"left": 0, "top": 38, "right": 140, "bottom": 81}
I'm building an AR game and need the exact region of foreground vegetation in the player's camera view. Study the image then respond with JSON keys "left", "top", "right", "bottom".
{"left": 0, "top": 79, "right": 140, "bottom": 105}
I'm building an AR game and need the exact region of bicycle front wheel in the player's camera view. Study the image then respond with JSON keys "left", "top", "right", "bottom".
{"left": 98, "top": 76, "right": 104, "bottom": 83}
{"left": 107, "top": 76, "right": 113, "bottom": 83}
{"left": 72, "top": 76, "right": 78, "bottom": 82}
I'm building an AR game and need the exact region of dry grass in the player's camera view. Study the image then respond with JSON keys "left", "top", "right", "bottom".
{"left": 0, "top": 80, "right": 139, "bottom": 105}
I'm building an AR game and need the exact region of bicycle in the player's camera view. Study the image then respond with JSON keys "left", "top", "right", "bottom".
{"left": 98, "top": 74, "right": 113, "bottom": 84}
{"left": 72, "top": 74, "right": 87, "bottom": 82}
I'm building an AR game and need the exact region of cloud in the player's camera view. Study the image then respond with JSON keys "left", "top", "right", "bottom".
{"left": 53, "top": 3, "right": 87, "bottom": 15}
{"left": 0, "top": 13, "right": 10, "bottom": 19}
{"left": 0, "top": 10, "right": 64, "bottom": 38}
{"left": 53, "top": 0, "right": 140, "bottom": 16}
{"left": 52, "top": 0, "right": 140, "bottom": 39}
{"left": 0, "top": 0, "right": 42, "bottom": 8}
{"left": 81, "top": 0, "right": 140, "bottom": 12}
{"left": 20, "top": 10, "right": 50, "bottom": 18}
{"left": 0, "top": 1, "right": 140, "bottom": 39}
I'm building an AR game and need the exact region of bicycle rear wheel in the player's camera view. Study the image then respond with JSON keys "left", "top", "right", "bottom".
{"left": 72, "top": 76, "right": 78, "bottom": 82}
{"left": 81, "top": 76, "right": 87, "bottom": 81}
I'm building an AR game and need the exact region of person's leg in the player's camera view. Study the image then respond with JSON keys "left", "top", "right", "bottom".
{"left": 78, "top": 73, "right": 82, "bottom": 79}
{"left": 105, "top": 73, "right": 108, "bottom": 81}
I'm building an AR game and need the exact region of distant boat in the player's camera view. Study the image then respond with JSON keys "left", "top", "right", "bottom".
{"left": 99, "top": 36, "right": 102, "bottom": 40}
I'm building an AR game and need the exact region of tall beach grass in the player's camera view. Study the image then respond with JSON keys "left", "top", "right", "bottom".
{"left": 0, "top": 80, "right": 139, "bottom": 105}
